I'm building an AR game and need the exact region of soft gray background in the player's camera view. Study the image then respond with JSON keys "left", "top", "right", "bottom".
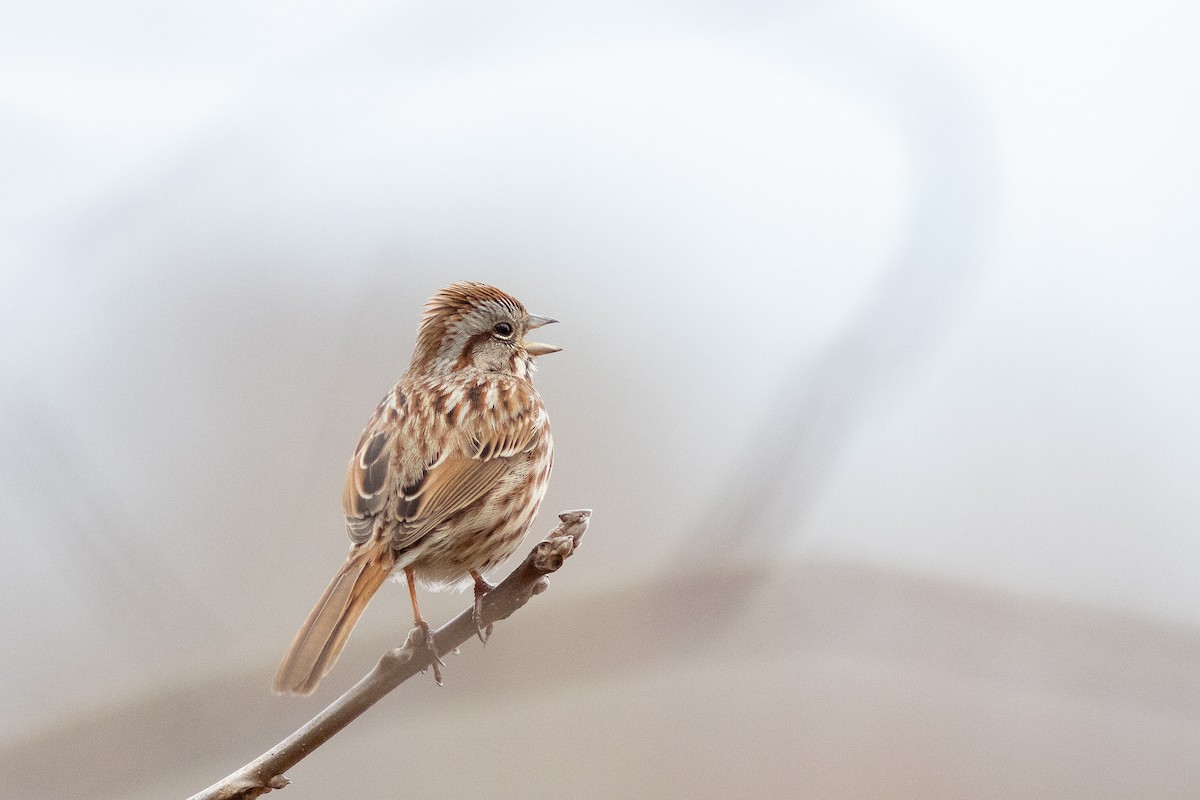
{"left": 2, "top": 1, "right": 1199, "bottom": 798}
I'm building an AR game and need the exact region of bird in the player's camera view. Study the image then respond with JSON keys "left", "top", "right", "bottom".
{"left": 273, "top": 282, "right": 560, "bottom": 695}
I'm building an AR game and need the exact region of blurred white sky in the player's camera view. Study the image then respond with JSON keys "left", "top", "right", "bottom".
{"left": 1, "top": 0, "right": 1199, "bottom": 742}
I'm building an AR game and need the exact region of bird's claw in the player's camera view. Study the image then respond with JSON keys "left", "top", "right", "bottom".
{"left": 473, "top": 576, "right": 496, "bottom": 644}
{"left": 412, "top": 618, "right": 444, "bottom": 686}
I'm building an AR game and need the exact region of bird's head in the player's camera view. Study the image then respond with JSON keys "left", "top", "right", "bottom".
{"left": 411, "top": 282, "right": 560, "bottom": 378}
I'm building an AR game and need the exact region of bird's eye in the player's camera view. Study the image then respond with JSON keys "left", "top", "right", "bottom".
{"left": 492, "top": 321, "right": 514, "bottom": 338}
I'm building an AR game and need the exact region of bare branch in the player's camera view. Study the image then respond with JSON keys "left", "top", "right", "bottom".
{"left": 187, "top": 509, "right": 591, "bottom": 800}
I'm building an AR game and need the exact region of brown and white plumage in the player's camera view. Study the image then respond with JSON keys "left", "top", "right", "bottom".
{"left": 274, "top": 282, "right": 559, "bottom": 695}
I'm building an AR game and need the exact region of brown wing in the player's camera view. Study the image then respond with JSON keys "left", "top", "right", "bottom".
{"left": 341, "top": 384, "right": 543, "bottom": 551}
{"left": 386, "top": 414, "right": 541, "bottom": 550}
{"left": 342, "top": 420, "right": 396, "bottom": 544}
{"left": 387, "top": 450, "right": 513, "bottom": 549}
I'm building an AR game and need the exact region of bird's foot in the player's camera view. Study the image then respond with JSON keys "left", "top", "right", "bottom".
{"left": 472, "top": 573, "right": 496, "bottom": 644}
{"left": 412, "top": 618, "right": 444, "bottom": 686}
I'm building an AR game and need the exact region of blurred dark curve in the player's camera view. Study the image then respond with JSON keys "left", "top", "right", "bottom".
{"left": 684, "top": 16, "right": 996, "bottom": 564}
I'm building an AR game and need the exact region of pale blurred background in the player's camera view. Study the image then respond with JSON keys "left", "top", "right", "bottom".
{"left": 2, "top": 1, "right": 1199, "bottom": 798}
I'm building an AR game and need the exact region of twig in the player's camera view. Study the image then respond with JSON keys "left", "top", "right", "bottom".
{"left": 187, "top": 509, "right": 591, "bottom": 800}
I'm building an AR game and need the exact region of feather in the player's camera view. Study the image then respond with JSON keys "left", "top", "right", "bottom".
{"left": 389, "top": 452, "right": 513, "bottom": 552}
{"left": 343, "top": 427, "right": 395, "bottom": 544}
{"left": 273, "top": 543, "right": 395, "bottom": 695}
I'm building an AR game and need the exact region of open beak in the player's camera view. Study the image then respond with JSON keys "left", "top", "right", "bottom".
{"left": 523, "top": 314, "right": 561, "bottom": 356}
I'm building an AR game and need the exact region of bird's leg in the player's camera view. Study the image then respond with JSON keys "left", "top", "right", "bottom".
{"left": 406, "top": 566, "right": 444, "bottom": 685}
{"left": 470, "top": 569, "right": 496, "bottom": 644}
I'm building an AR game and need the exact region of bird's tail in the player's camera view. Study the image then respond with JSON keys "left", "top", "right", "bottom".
{"left": 273, "top": 543, "right": 395, "bottom": 695}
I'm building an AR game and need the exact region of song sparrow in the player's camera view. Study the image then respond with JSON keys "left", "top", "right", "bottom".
{"left": 273, "top": 282, "right": 560, "bottom": 695}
